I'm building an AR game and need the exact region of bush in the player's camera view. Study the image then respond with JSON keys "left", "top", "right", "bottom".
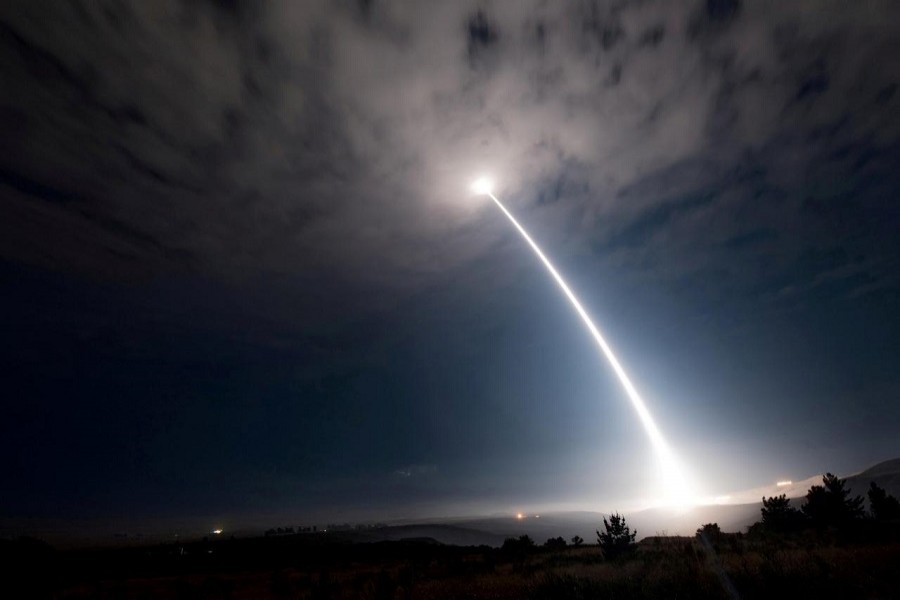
{"left": 502, "top": 535, "right": 536, "bottom": 556}
{"left": 696, "top": 522, "right": 722, "bottom": 541}
{"left": 544, "top": 536, "right": 567, "bottom": 550}
{"left": 503, "top": 534, "right": 535, "bottom": 551}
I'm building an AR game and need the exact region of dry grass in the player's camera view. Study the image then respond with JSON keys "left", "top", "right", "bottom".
{"left": 42, "top": 535, "right": 900, "bottom": 599}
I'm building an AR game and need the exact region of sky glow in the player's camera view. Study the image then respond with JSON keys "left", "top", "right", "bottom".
{"left": 4, "top": 0, "right": 899, "bottom": 536}
{"left": 482, "top": 187, "right": 696, "bottom": 507}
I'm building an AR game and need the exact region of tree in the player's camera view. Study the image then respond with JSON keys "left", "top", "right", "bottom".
{"left": 760, "top": 494, "right": 805, "bottom": 532}
{"left": 502, "top": 534, "right": 535, "bottom": 568}
{"left": 501, "top": 535, "right": 535, "bottom": 554}
{"left": 597, "top": 512, "right": 636, "bottom": 560}
{"left": 543, "top": 536, "right": 567, "bottom": 550}
{"left": 868, "top": 482, "right": 900, "bottom": 521}
{"left": 696, "top": 522, "right": 722, "bottom": 540}
{"left": 801, "top": 473, "right": 864, "bottom": 527}
{"left": 570, "top": 535, "right": 584, "bottom": 547}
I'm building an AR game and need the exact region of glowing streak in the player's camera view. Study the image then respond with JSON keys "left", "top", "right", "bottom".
{"left": 486, "top": 190, "right": 693, "bottom": 506}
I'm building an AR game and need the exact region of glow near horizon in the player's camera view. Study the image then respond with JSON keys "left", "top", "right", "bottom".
{"left": 472, "top": 177, "right": 695, "bottom": 507}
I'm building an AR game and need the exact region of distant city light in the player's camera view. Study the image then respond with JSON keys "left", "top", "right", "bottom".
{"left": 212, "top": 529, "right": 223, "bottom": 535}
{"left": 776, "top": 480, "right": 792, "bottom": 487}
{"left": 516, "top": 513, "right": 524, "bottom": 520}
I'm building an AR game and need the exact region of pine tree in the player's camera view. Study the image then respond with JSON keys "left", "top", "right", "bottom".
{"left": 760, "top": 494, "right": 805, "bottom": 532}
{"left": 801, "top": 473, "right": 864, "bottom": 527}
{"left": 597, "top": 512, "right": 636, "bottom": 559}
{"left": 868, "top": 482, "right": 900, "bottom": 521}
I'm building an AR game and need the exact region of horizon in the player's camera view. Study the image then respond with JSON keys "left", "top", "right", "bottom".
{"left": 4, "top": 455, "right": 895, "bottom": 548}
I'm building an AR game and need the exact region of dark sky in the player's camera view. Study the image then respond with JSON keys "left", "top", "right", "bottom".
{"left": 2, "top": 1, "right": 899, "bottom": 528}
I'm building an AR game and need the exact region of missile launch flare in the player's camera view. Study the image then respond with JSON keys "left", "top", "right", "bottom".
{"left": 476, "top": 181, "right": 694, "bottom": 507}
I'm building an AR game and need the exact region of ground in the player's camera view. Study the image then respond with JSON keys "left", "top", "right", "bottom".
{"left": 6, "top": 528, "right": 900, "bottom": 599}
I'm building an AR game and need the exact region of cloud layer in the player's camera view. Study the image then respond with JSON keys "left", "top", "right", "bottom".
{"left": 2, "top": 0, "right": 898, "bottom": 303}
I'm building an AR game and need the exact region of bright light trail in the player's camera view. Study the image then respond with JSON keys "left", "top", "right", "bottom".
{"left": 474, "top": 179, "right": 693, "bottom": 506}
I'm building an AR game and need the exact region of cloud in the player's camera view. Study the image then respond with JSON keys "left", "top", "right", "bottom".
{"left": 1, "top": 0, "right": 898, "bottom": 307}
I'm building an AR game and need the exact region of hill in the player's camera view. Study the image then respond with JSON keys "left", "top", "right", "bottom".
{"left": 846, "top": 458, "right": 900, "bottom": 503}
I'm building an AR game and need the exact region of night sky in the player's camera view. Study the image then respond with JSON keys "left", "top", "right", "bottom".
{"left": 2, "top": 1, "right": 899, "bottom": 531}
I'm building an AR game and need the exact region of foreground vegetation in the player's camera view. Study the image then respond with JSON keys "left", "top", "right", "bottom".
{"left": 3, "top": 526, "right": 900, "bottom": 599}
{"left": 4, "top": 475, "right": 899, "bottom": 599}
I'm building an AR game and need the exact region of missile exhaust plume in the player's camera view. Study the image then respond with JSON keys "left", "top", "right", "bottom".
{"left": 484, "top": 186, "right": 693, "bottom": 506}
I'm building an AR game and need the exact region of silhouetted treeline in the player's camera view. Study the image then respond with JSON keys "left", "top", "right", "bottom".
{"left": 751, "top": 473, "right": 900, "bottom": 539}
{"left": 0, "top": 534, "right": 499, "bottom": 595}
{"left": 262, "top": 522, "right": 388, "bottom": 536}
{"left": 5, "top": 469, "right": 900, "bottom": 598}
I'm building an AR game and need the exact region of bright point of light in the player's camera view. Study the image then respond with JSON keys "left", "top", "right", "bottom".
{"left": 212, "top": 529, "right": 223, "bottom": 535}
{"left": 484, "top": 186, "right": 697, "bottom": 507}
{"left": 516, "top": 513, "right": 524, "bottom": 520}
{"left": 470, "top": 176, "right": 494, "bottom": 195}
{"left": 776, "top": 480, "right": 792, "bottom": 487}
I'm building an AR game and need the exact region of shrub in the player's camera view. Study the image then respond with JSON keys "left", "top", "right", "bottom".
{"left": 544, "top": 536, "right": 567, "bottom": 550}
{"left": 502, "top": 535, "right": 536, "bottom": 555}
{"left": 696, "top": 522, "right": 722, "bottom": 541}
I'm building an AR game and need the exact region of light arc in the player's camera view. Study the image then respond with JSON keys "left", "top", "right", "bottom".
{"left": 487, "top": 191, "right": 691, "bottom": 504}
